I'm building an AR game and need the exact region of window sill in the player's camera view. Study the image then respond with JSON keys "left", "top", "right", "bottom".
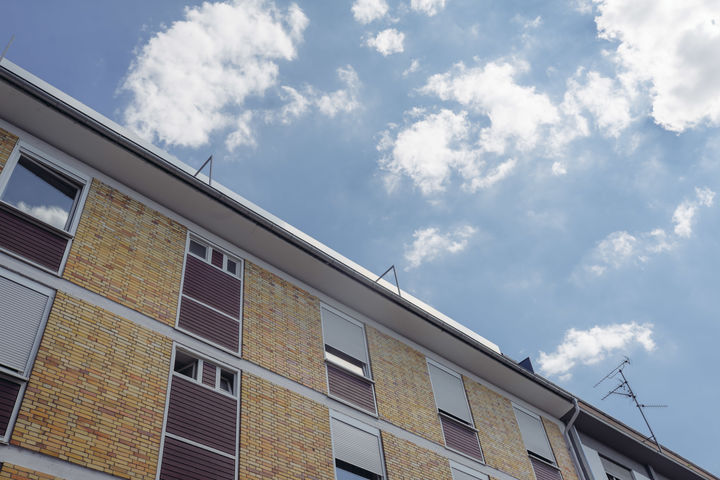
{"left": 528, "top": 453, "right": 559, "bottom": 469}
{"left": 438, "top": 410, "right": 478, "bottom": 432}
{"left": 324, "top": 358, "right": 375, "bottom": 384}
{"left": 327, "top": 393, "right": 379, "bottom": 418}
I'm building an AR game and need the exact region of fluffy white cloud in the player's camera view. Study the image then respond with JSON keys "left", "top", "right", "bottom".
{"left": 410, "top": 0, "right": 447, "bottom": 16}
{"left": 404, "top": 225, "right": 477, "bottom": 269}
{"left": 563, "top": 70, "right": 633, "bottom": 138}
{"left": 269, "top": 65, "right": 362, "bottom": 123}
{"left": 538, "top": 322, "right": 656, "bottom": 379}
{"left": 422, "top": 61, "right": 559, "bottom": 154}
{"left": 593, "top": 0, "right": 720, "bottom": 132}
{"left": 351, "top": 0, "right": 388, "bottom": 24}
{"left": 122, "top": 0, "right": 308, "bottom": 150}
{"left": 367, "top": 29, "right": 405, "bottom": 56}
{"left": 403, "top": 59, "right": 420, "bottom": 77}
{"left": 586, "top": 187, "right": 715, "bottom": 275}
{"left": 16, "top": 202, "right": 68, "bottom": 230}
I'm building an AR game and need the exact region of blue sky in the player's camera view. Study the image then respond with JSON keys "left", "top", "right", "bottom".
{"left": 3, "top": 0, "right": 720, "bottom": 473}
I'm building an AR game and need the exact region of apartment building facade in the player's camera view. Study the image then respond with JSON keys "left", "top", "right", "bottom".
{"left": 0, "top": 59, "right": 715, "bottom": 480}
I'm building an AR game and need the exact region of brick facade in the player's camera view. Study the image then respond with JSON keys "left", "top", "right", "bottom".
{"left": 0, "top": 128, "right": 18, "bottom": 173}
{"left": 239, "top": 372, "right": 334, "bottom": 480}
{"left": 0, "top": 464, "right": 63, "bottom": 480}
{"left": 11, "top": 292, "right": 172, "bottom": 480}
{"left": 381, "top": 431, "right": 452, "bottom": 480}
{"left": 366, "top": 326, "right": 445, "bottom": 445}
{"left": 543, "top": 417, "right": 580, "bottom": 480}
{"left": 63, "top": 179, "right": 187, "bottom": 326}
{"left": 463, "top": 377, "right": 535, "bottom": 480}
{"left": 242, "top": 261, "right": 327, "bottom": 392}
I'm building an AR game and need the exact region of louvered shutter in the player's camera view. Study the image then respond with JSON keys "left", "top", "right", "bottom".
{"left": 428, "top": 363, "right": 473, "bottom": 424}
{"left": 322, "top": 308, "right": 368, "bottom": 364}
{"left": 514, "top": 407, "right": 555, "bottom": 462}
{"left": 0, "top": 276, "right": 50, "bottom": 375}
{"left": 331, "top": 417, "right": 383, "bottom": 476}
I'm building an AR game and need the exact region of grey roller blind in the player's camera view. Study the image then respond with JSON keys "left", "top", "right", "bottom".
{"left": 514, "top": 407, "right": 555, "bottom": 462}
{"left": 428, "top": 363, "right": 472, "bottom": 424}
{"left": 601, "top": 457, "right": 633, "bottom": 480}
{"left": 582, "top": 445, "right": 609, "bottom": 480}
{"left": 0, "top": 276, "right": 50, "bottom": 375}
{"left": 452, "top": 468, "right": 487, "bottom": 480}
{"left": 322, "top": 308, "right": 368, "bottom": 364}
{"left": 331, "top": 417, "right": 383, "bottom": 476}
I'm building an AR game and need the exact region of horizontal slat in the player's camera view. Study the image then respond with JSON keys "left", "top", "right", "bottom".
{"left": 178, "top": 297, "right": 239, "bottom": 351}
{"left": 441, "top": 414, "right": 483, "bottom": 461}
{"left": 183, "top": 255, "right": 242, "bottom": 318}
{"left": 0, "top": 377, "right": 21, "bottom": 436}
{"left": 0, "top": 207, "right": 68, "bottom": 270}
{"left": 160, "top": 436, "right": 235, "bottom": 480}
{"left": 530, "top": 456, "right": 563, "bottom": 480}
{"left": 166, "top": 376, "right": 236, "bottom": 454}
{"left": 203, "top": 362, "right": 217, "bottom": 387}
{"left": 327, "top": 364, "right": 376, "bottom": 414}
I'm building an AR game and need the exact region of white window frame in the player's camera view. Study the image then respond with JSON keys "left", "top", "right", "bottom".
{"left": 0, "top": 267, "right": 55, "bottom": 444}
{"left": 0, "top": 142, "right": 91, "bottom": 273}
{"left": 175, "top": 233, "right": 245, "bottom": 355}
{"left": 320, "top": 304, "right": 373, "bottom": 380}
{"left": 171, "top": 346, "right": 238, "bottom": 399}
{"left": 329, "top": 410, "right": 386, "bottom": 480}
{"left": 512, "top": 403, "right": 558, "bottom": 466}
{"left": 450, "top": 461, "right": 490, "bottom": 480}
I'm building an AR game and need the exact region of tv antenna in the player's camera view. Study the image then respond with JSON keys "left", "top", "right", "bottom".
{"left": 595, "top": 357, "right": 667, "bottom": 453}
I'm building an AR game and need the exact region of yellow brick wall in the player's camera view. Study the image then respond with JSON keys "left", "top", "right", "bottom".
{"left": 366, "top": 326, "right": 445, "bottom": 446}
{"left": 63, "top": 179, "right": 187, "bottom": 326}
{"left": 239, "top": 372, "right": 334, "bottom": 480}
{"left": 0, "top": 464, "right": 63, "bottom": 480}
{"left": 381, "top": 431, "right": 452, "bottom": 480}
{"left": 543, "top": 417, "right": 580, "bottom": 480}
{"left": 11, "top": 292, "right": 172, "bottom": 480}
{"left": 242, "top": 261, "right": 327, "bottom": 392}
{"left": 463, "top": 377, "right": 535, "bottom": 480}
{"left": 0, "top": 128, "right": 19, "bottom": 173}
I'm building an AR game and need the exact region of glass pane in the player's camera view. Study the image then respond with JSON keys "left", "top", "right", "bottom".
{"left": 335, "top": 461, "right": 378, "bottom": 480}
{"left": 188, "top": 240, "right": 207, "bottom": 258}
{"left": 2, "top": 157, "right": 79, "bottom": 230}
{"left": 220, "top": 369, "right": 234, "bottom": 394}
{"left": 174, "top": 351, "right": 198, "bottom": 379}
{"left": 226, "top": 259, "right": 237, "bottom": 275}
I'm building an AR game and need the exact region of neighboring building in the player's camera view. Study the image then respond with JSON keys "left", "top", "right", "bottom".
{"left": 0, "top": 57, "right": 715, "bottom": 480}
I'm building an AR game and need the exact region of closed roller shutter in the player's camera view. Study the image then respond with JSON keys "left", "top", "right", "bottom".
{"left": 331, "top": 417, "right": 384, "bottom": 476}
{"left": 514, "top": 407, "right": 555, "bottom": 462}
{"left": 322, "top": 308, "right": 368, "bottom": 364}
{"left": 428, "top": 363, "right": 473, "bottom": 424}
{"left": 0, "top": 276, "right": 50, "bottom": 375}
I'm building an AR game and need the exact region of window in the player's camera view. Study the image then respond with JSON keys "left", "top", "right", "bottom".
{"left": 0, "top": 268, "right": 54, "bottom": 442}
{"left": 601, "top": 457, "right": 633, "bottom": 480}
{"left": 513, "top": 405, "right": 563, "bottom": 480}
{"left": 0, "top": 147, "right": 89, "bottom": 271}
{"left": 321, "top": 306, "right": 377, "bottom": 414}
{"left": 173, "top": 351, "right": 198, "bottom": 379}
{"left": 427, "top": 359, "right": 483, "bottom": 461}
{"left": 219, "top": 368, "right": 235, "bottom": 395}
{"left": 331, "top": 412, "right": 385, "bottom": 480}
{"left": 450, "top": 462, "right": 489, "bottom": 480}
{"left": 177, "top": 235, "right": 243, "bottom": 352}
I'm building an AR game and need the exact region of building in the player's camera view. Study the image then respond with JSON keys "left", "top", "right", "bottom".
{"left": 0, "top": 57, "right": 715, "bottom": 480}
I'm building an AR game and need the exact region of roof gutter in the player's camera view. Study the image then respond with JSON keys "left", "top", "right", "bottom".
{"left": 0, "top": 60, "right": 575, "bottom": 406}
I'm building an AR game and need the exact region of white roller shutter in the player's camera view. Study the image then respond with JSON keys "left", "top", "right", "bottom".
{"left": 513, "top": 407, "right": 555, "bottom": 462}
{"left": 601, "top": 457, "right": 633, "bottom": 480}
{"left": 582, "top": 445, "right": 609, "bottom": 480}
{"left": 428, "top": 362, "right": 473, "bottom": 424}
{"left": 331, "top": 417, "right": 383, "bottom": 476}
{"left": 632, "top": 470, "right": 652, "bottom": 480}
{"left": 322, "top": 308, "right": 368, "bottom": 364}
{"left": 0, "top": 275, "right": 50, "bottom": 375}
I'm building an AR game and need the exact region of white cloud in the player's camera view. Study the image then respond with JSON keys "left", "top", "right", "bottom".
{"left": 367, "top": 29, "right": 405, "bottom": 56}
{"left": 404, "top": 225, "right": 477, "bottom": 269}
{"left": 410, "top": 0, "right": 447, "bottom": 16}
{"left": 563, "top": 70, "right": 633, "bottom": 138}
{"left": 551, "top": 161, "right": 567, "bottom": 176}
{"left": 16, "top": 202, "right": 68, "bottom": 230}
{"left": 593, "top": 0, "right": 720, "bottom": 132}
{"left": 538, "top": 322, "right": 655, "bottom": 379}
{"left": 276, "top": 86, "right": 311, "bottom": 124}
{"left": 403, "top": 59, "right": 420, "bottom": 77}
{"left": 468, "top": 158, "right": 517, "bottom": 190}
{"left": 225, "top": 110, "right": 256, "bottom": 150}
{"left": 352, "top": 0, "right": 389, "bottom": 24}
{"left": 421, "top": 61, "right": 560, "bottom": 154}
{"left": 122, "top": 0, "right": 308, "bottom": 150}
{"left": 672, "top": 186, "right": 716, "bottom": 237}
{"left": 585, "top": 187, "right": 715, "bottom": 275}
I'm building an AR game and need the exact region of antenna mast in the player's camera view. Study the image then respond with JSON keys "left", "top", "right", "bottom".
{"left": 595, "top": 357, "right": 667, "bottom": 453}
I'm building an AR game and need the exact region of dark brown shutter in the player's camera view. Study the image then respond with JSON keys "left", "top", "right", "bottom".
{"left": 530, "top": 456, "right": 563, "bottom": 480}
{"left": 165, "top": 376, "right": 237, "bottom": 455}
{"left": 182, "top": 255, "right": 242, "bottom": 318}
{"left": 159, "top": 436, "right": 235, "bottom": 480}
{"left": 0, "top": 377, "right": 21, "bottom": 436}
{"left": 0, "top": 206, "right": 68, "bottom": 271}
{"left": 327, "top": 363, "right": 376, "bottom": 414}
{"left": 177, "top": 297, "right": 240, "bottom": 351}
{"left": 440, "top": 414, "right": 483, "bottom": 461}
{"left": 211, "top": 249, "right": 223, "bottom": 268}
{"left": 202, "top": 361, "right": 217, "bottom": 387}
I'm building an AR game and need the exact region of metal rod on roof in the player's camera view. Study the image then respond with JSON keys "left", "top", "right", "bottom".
{"left": 1, "top": 35, "right": 15, "bottom": 63}
{"left": 376, "top": 265, "right": 401, "bottom": 297}
{"left": 193, "top": 155, "right": 213, "bottom": 187}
